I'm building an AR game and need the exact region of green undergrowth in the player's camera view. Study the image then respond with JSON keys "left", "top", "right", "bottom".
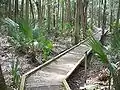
{"left": 4, "top": 18, "right": 53, "bottom": 63}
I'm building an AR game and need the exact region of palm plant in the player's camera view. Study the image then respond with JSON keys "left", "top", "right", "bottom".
{"left": 4, "top": 18, "right": 53, "bottom": 63}
{"left": 88, "top": 32, "right": 120, "bottom": 90}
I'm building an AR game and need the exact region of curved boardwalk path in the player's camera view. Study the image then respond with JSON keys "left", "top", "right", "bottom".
{"left": 21, "top": 29, "right": 102, "bottom": 90}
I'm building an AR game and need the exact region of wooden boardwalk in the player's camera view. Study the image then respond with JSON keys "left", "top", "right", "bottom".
{"left": 21, "top": 29, "right": 102, "bottom": 90}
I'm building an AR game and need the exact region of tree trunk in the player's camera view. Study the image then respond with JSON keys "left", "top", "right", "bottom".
{"left": 8, "top": 0, "right": 12, "bottom": 18}
{"left": 36, "top": 0, "right": 42, "bottom": 26}
{"left": 29, "top": 0, "right": 34, "bottom": 20}
{"left": 47, "top": 0, "right": 51, "bottom": 33}
{"left": 80, "top": 0, "right": 88, "bottom": 39}
{"left": 0, "top": 64, "right": 7, "bottom": 90}
{"left": 66, "top": 0, "right": 71, "bottom": 24}
{"left": 25, "top": 0, "right": 29, "bottom": 22}
{"left": 5, "top": 0, "right": 8, "bottom": 17}
{"left": 20, "top": 0, "right": 24, "bottom": 18}
{"left": 98, "top": 0, "right": 101, "bottom": 28}
{"left": 110, "top": 0, "right": 113, "bottom": 32}
{"left": 74, "top": 0, "right": 80, "bottom": 44}
{"left": 102, "top": 0, "right": 107, "bottom": 35}
{"left": 53, "top": 0, "right": 56, "bottom": 28}
{"left": 15, "top": 0, "right": 19, "bottom": 21}
{"left": 91, "top": 0, "right": 94, "bottom": 30}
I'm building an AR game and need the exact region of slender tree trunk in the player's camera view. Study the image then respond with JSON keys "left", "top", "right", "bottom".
{"left": 47, "top": 0, "right": 51, "bottom": 33}
{"left": 29, "top": 0, "right": 34, "bottom": 20}
{"left": 79, "top": 0, "right": 84, "bottom": 39}
{"left": 110, "top": 0, "right": 113, "bottom": 32}
{"left": 56, "top": 0, "right": 59, "bottom": 31}
{"left": 25, "top": 0, "right": 29, "bottom": 22}
{"left": 20, "top": 0, "right": 24, "bottom": 18}
{"left": 98, "top": 0, "right": 101, "bottom": 28}
{"left": 36, "top": 0, "right": 42, "bottom": 26}
{"left": 66, "top": 0, "right": 71, "bottom": 24}
{"left": 53, "top": 0, "right": 56, "bottom": 28}
{"left": 5, "top": 0, "right": 8, "bottom": 17}
{"left": 0, "top": 64, "right": 7, "bottom": 90}
{"left": 91, "top": 0, "right": 94, "bottom": 30}
{"left": 84, "top": 0, "right": 88, "bottom": 38}
{"left": 73, "top": 1, "right": 76, "bottom": 25}
{"left": 80, "top": 0, "right": 89, "bottom": 39}
{"left": 15, "top": 0, "right": 19, "bottom": 21}
{"left": 41, "top": 0, "right": 45, "bottom": 20}
{"left": 74, "top": 0, "right": 80, "bottom": 44}
{"left": 102, "top": 0, "right": 107, "bottom": 35}
{"left": 8, "top": 0, "right": 11, "bottom": 18}
{"left": 58, "top": 0, "right": 60, "bottom": 15}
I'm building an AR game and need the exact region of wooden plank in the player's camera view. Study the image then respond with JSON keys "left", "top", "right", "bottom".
{"left": 63, "top": 80, "right": 71, "bottom": 90}
{"left": 19, "top": 30, "right": 102, "bottom": 90}
{"left": 20, "top": 75, "right": 26, "bottom": 90}
{"left": 19, "top": 40, "right": 86, "bottom": 90}
{"left": 23, "top": 40, "right": 86, "bottom": 77}
{"left": 62, "top": 30, "right": 107, "bottom": 90}
{"left": 22, "top": 29, "right": 101, "bottom": 77}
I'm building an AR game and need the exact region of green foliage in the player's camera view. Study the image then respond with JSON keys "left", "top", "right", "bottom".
{"left": 4, "top": 18, "right": 53, "bottom": 62}
{"left": 10, "top": 58, "right": 21, "bottom": 89}
{"left": 36, "top": 29, "right": 53, "bottom": 61}
{"left": 64, "top": 23, "right": 72, "bottom": 31}
{"left": 18, "top": 19, "right": 33, "bottom": 41}
{"left": 88, "top": 33, "right": 117, "bottom": 75}
{"left": 4, "top": 18, "right": 27, "bottom": 47}
{"left": 111, "top": 22, "right": 120, "bottom": 53}
{"left": 42, "top": 40, "right": 53, "bottom": 61}
{"left": 88, "top": 34, "right": 108, "bottom": 64}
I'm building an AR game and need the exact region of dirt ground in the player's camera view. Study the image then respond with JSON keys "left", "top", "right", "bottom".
{"left": 0, "top": 28, "right": 71, "bottom": 86}
{"left": 67, "top": 55, "right": 111, "bottom": 90}
{"left": 67, "top": 34, "right": 111, "bottom": 90}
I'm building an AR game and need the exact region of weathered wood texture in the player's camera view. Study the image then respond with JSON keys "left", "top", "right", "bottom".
{"left": 20, "top": 29, "right": 102, "bottom": 90}
{"left": 26, "top": 44, "right": 89, "bottom": 90}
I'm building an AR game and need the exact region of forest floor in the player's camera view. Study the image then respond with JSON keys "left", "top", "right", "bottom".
{"left": 67, "top": 55, "right": 110, "bottom": 90}
{"left": 0, "top": 25, "right": 112, "bottom": 90}
{"left": 67, "top": 33, "right": 112, "bottom": 90}
{"left": 0, "top": 27, "right": 72, "bottom": 86}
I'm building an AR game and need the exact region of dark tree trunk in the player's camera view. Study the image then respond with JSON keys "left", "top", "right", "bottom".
{"left": 20, "top": 0, "right": 24, "bottom": 17}
{"left": 25, "top": 0, "right": 29, "bottom": 22}
{"left": 98, "top": 0, "right": 101, "bottom": 28}
{"left": 29, "top": 0, "right": 34, "bottom": 20}
{"left": 102, "top": 0, "right": 107, "bottom": 35}
{"left": 47, "top": 0, "right": 51, "bottom": 33}
{"left": 15, "top": 0, "right": 19, "bottom": 21}
{"left": 110, "top": 0, "right": 113, "bottom": 32}
{"left": 74, "top": 0, "right": 80, "bottom": 44}
{"left": 36, "top": 0, "right": 42, "bottom": 26}
{"left": 8, "top": 0, "right": 11, "bottom": 18}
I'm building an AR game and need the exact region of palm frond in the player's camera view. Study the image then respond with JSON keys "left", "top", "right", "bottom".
{"left": 88, "top": 34, "right": 108, "bottom": 64}
{"left": 18, "top": 19, "right": 33, "bottom": 41}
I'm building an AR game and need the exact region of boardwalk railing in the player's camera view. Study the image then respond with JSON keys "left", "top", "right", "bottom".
{"left": 20, "top": 29, "right": 103, "bottom": 90}
{"left": 62, "top": 30, "right": 107, "bottom": 90}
